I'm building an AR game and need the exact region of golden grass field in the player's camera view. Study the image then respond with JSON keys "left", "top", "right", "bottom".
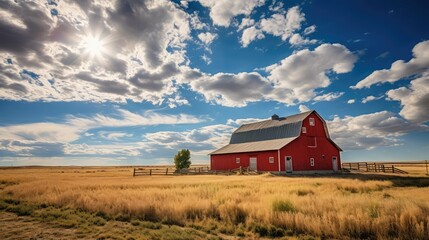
{"left": 1, "top": 165, "right": 429, "bottom": 240}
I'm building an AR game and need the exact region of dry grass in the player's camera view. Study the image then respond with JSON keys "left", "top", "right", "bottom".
{"left": 1, "top": 167, "right": 429, "bottom": 239}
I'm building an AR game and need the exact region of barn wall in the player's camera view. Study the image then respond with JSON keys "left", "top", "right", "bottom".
{"left": 211, "top": 150, "right": 280, "bottom": 171}
{"left": 278, "top": 112, "right": 341, "bottom": 171}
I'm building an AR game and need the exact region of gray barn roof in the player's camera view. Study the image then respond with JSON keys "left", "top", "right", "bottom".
{"left": 210, "top": 137, "right": 297, "bottom": 155}
{"left": 210, "top": 110, "right": 341, "bottom": 155}
{"left": 229, "top": 111, "right": 312, "bottom": 144}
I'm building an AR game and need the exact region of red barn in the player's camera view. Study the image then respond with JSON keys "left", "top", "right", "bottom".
{"left": 210, "top": 110, "right": 342, "bottom": 173}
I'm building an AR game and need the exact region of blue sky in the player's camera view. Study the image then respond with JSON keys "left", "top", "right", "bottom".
{"left": 0, "top": 0, "right": 428, "bottom": 166}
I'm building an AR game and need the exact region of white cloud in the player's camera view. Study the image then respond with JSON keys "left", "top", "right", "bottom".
{"left": 267, "top": 43, "right": 357, "bottom": 104}
{"left": 328, "top": 111, "right": 428, "bottom": 150}
{"left": 99, "top": 132, "right": 133, "bottom": 141}
{"left": 299, "top": 105, "right": 311, "bottom": 113}
{"left": 238, "top": 18, "right": 255, "bottom": 31}
{"left": 260, "top": 6, "right": 304, "bottom": 41}
{"left": 241, "top": 6, "right": 309, "bottom": 47}
{"left": 197, "top": 32, "right": 218, "bottom": 46}
{"left": 353, "top": 40, "right": 429, "bottom": 89}
{"left": 0, "top": 0, "right": 192, "bottom": 105}
{"left": 288, "top": 33, "right": 318, "bottom": 46}
{"left": 241, "top": 26, "right": 265, "bottom": 47}
{"left": 188, "top": 72, "right": 273, "bottom": 107}
{"left": 189, "top": 12, "right": 207, "bottom": 30}
{"left": 181, "top": 43, "right": 357, "bottom": 107}
{"left": 0, "top": 109, "right": 205, "bottom": 158}
{"left": 347, "top": 99, "right": 355, "bottom": 104}
{"left": 386, "top": 75, "right": 429, "bottom": 123}
{"left": 201, "top": 54, "right": 212, "bottom": 65}
{"left": 362, "top": 95, "right": 383, "bottom": 103}
{"left": 314, "top": 92, "right": 344, "bottom": 102}
{"left": 197, "top": 0, "right": 265, "bottom": 27}
{"left": 226, "top": 117, "right": 267, "bottom": 125}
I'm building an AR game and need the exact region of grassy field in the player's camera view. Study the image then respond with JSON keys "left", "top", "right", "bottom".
{"left": 1, "top": 166, "right": 429, "bottom": 239}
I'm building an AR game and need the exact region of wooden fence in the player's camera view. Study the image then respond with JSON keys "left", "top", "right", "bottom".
{"left": 133, "top": 166, "right": 210, "bottom": 176}
{"left": 342, "top": 162, "right": 408, "bottom": 174}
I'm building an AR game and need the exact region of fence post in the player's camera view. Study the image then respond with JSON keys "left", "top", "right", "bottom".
{"left": 166, "top": 168, "right": 168, "bottom": 175}
{"left": 150, "top": 169, "right": 152, "bottom": 176}
{"left": 133, "top": 168, "right": 135, "bottom": 177}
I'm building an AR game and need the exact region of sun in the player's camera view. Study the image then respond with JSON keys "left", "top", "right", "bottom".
{"left": 82, "top": 35, "right": 106, "bottom": 57}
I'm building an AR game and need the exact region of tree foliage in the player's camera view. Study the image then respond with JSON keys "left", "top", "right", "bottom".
{"left": 174, "top": 149, "right": 191, "bottom": 170}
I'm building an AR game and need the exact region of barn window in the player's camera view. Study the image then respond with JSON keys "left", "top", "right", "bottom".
{"left": 302, "top": 127, "right": 307, "bottom": 133}
{"left": 309, "top": 117, "right": 315, "bottom": 126}
{"left": 269, "top": 157, "right": 274, "bottom": 164}
{"left": 236, "top": 158, "right": 240, "bottom": 164}
{"left": 310, "top": 158, "right": 315, "bottom": 166}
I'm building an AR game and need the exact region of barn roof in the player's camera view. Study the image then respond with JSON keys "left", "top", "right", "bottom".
{"left": 229, "top": 111, "right": 313, "bottom": 144}
{"left": 210, "top": 137, "right": 297, "bottom": 155}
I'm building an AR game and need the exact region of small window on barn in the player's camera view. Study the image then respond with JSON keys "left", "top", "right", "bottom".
{"left": 309, "top": 117, "right": 315, "bottom": 126}
{"left": 310, "top": 158, "right": 315, "bottom": 167}
{"left": 236, "top": 158, "right": 240, "bottom": 164}
{"left": 302, "top": 127, "right": 307, "bottom": 133}
{"left": 269, "top": 157, "right": 274, "bottom": 164}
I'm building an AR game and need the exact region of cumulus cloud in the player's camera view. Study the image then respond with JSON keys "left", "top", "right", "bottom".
{"left": 353, "top": 40, "right": 429, "bottom": 89}
{"left": 198, "top": 32, "right": 218, "bottom": 46}
{"left": 186, "top": 71, "right": 274, "bottom": 107}
{"left": 347, "top": 99, "right": 356, "bottom": 104}
{"left": 267, "top": 44, "right": 357, "bottom": 104}
{"left": 386, "top": 75, "right": 429, "bottom": 123}
{"left": 0, "top": 0, "right": 191, "bottom": 105}
{"left": 260, "top": 6, "right": 304, "bottom": 40}
{"left": 328, "top": 111, "right": 428, "bottom": 150}
{"left": 240, "top": 6, "right": 316, "bottom": 47}
{"left": 197, "top": 0, "right": 265, "bottom": 27}
{"left": 180, "top": 43, "right": 356, "bottom": 107}
{"left": 241, "top": 26, "right": 265, "bottom": 47}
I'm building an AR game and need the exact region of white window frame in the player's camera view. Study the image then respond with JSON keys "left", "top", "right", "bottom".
{"left": 302, "top": 127, "right": 307, "bottom": 133}
{"left": 310, "top": 158, "right": 315, "bottom": 167}
{"left": 236, "top": 157, "right": 240, "bottom": 164}
{"left": 269, "top": 157, "right": 274, "bottom": 164}
{"left": 309, "top": 117, "right": 315, "bottom": 126}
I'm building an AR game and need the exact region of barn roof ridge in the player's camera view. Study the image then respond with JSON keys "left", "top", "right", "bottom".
{"left": 233, "top": 110, "right": 314, "bottom": 134}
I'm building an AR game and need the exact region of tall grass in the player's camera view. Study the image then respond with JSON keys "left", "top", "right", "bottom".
{"left": 1, "top": 167, "right": 428, "bottom": 239}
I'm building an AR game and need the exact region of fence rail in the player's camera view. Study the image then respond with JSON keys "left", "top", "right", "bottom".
{"left": 341, "top": 162, "right": 408, "bottom": 174}
{"left": 133, "top": 166, "right": 210, "bottom": 176}
{"left": 132, "top": 166, "right": 262, "bottom": 176}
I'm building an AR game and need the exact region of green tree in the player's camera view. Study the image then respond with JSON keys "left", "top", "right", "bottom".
{"left": 174, "top": 149, "right": 191, "bottom": 170}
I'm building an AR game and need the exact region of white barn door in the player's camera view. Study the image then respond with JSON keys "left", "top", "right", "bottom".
{"left": 249, "top": 157, "right": 257, "bottom": 171}
{"left": 332, "top": 156, "right": 338, "bottom": 171}
{"left": 285, "top": 156, "right": 293, "bottom": 173}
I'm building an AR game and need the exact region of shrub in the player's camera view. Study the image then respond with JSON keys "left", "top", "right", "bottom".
{"left": 272, "top": 199, "right": 296, "bottom": 213}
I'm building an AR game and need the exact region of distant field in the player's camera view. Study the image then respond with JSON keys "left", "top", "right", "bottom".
{"left": 1, "top": 166, "right": 429, "bottom": 240}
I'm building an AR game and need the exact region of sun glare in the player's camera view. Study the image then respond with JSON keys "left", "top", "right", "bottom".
{"left": 83, "top": 35, "right": 105, "bottom": 57}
